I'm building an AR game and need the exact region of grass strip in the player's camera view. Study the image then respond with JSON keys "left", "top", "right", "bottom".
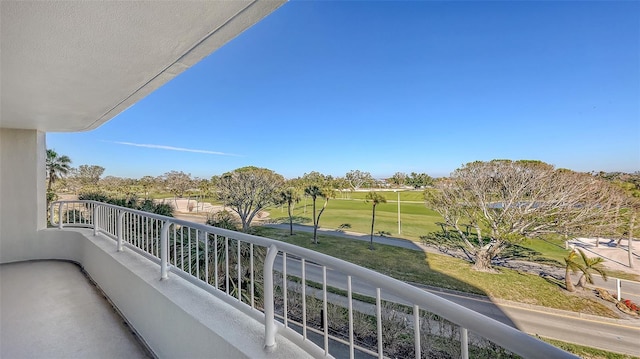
{"left": 538, "top": 336, "right": 639, "bottom": 359}
{"left": 253, "top": 226, "right": 618, "bottom": 317}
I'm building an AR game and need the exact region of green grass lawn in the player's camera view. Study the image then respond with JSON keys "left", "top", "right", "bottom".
{"left": 267, "top": 195, "right": 640, "bottom": 283}
{"left": 269, "top": 197, "right": 442, "bottom": 241}
{"left": 188, "top": 190, "right": 638, "bottom": 282}
{"left": 253, "top": 227, "right": 618, "bottom": 317}
{"left": 344, "top": 189, "right": 427, "bottom": 202}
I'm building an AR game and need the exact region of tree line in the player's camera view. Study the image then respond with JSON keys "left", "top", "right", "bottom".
{"left": 47, "top": 149, "right": 639, "bottom": 274}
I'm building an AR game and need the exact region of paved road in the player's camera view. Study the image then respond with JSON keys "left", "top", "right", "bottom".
{"left": 268, "top": 224, "right": 640, "bottom": 356}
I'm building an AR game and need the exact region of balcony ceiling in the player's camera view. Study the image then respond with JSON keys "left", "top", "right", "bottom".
{"left": 0, "top": 1, "right": 284, "bottom": 132}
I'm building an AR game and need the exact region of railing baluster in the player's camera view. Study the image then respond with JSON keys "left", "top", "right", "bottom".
{"left": 155, "top": 219, "right": 159, "bottom": 257}
{"left": 237, "top": 239, "right": 241, "bottom": 302}
{"left": 348, "top": 275, "right": 354, "bottom": 359}
{"left": 173, "top": 225, "right": 177, "bottom": 267}
{"left": 137, "top": 214, "right": 141, "bottom": 248}
{"left": 160, "top": 221, "right": 169, "bottom": 280}
{"left": 263, "top": 244, "right": 278, "bottom": 350}
{"left": 196, "top": 229, "right": 200, "bottom": 280}
{"left": 225, "top": 237, "right": 229, "bottom": 295}
{"left": 302, "top": 258, "right": 307, "bottom": 340}
{"left": 188, "top": 227, "right": 192, "bottom": 275}
{"left": 123, "top": 213, "right": 128, "bottom": 244}
{"left": 205, "top": 231, "right": 209, "bottom": 284}
{"left": 147, "top": 217, "right": 151, "bottom": 254}
{"left": 214, "top": 234, "right": 219, "bottom": 289}
{"left": 414, "top": 304, "right": 420, "bottom": 359}
{"left": 376, "top": 287, "right": 383, "bottom": 359}
{"left": 250, "top": 243, "right": 255, "bottom": 308}
{"left": 57, "top": 202, "right": 63, "bottom": 229}
{"left": 322, "top": 266, "right": 329, "bottom": 355}
{"left": 92, "top": 205, "right": 98, "bottom": 236}
{"left": 117, "top": 211, "right": 124, "bottom": 252}
{"left": 283, "top": 252, "right": 288, "bottom": 327}
{"left": 461, "top": 327, "right": 469, "bottom": 359}
{"left": 180, "top": 227, "right": 185, "bottom": 272}
{"left": 143, "top": 216, "right": 147, "bottom": 252}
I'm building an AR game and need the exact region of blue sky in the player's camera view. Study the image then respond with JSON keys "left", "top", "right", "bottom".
{"left": 47, "top": 1, "right": 640, "bottom": 180}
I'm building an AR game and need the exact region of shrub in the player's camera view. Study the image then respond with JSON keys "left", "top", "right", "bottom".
{"left": 207, "top": 210, "right": 239, "bottom": 231}
{"left": 78, "top": 192, "right": 173, "bottom": 217}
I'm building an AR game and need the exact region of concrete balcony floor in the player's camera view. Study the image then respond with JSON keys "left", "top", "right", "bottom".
{"left": 1, "top": 260, "right": 152, "bottom": 359}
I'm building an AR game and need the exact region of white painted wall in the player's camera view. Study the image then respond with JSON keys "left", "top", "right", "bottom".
{"left": 0, "top": 128, "right": 46, "bottom": 263}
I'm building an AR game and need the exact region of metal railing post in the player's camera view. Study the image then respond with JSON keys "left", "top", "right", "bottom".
{"left": 376, "top": 288, "right": 383, "bottom": 359}
{"left": 117, "top": 211, "right": 125, "bottom": 252}
{"left": 263, "top": 244, "right": 278, "bottom": 351}
{"left": 93, "top": 204, "right": 99, "bottom": 236}
{"left": 58, "top": 202, "right": 64, "bottom": 229}
{"left": 461, "top": 327, "right": 469, "bottom": 359}
{"left": 414, "top": 304, "right": 420, "bottom": 359}
{"left": 160, "top": 221, "right": 170, "bottom": 280}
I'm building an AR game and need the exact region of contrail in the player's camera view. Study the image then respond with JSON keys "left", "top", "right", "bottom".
{"left": 109, "top": 141, "right": 240, "bottom": 156}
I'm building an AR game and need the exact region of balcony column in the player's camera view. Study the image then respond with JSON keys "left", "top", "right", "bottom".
{"left": 0, "top": 128, "right": 47, "bottom": 263}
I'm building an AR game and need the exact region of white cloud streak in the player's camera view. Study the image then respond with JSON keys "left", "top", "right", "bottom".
{"left": 109, "top": 141, "right": 240, "bottom": 157}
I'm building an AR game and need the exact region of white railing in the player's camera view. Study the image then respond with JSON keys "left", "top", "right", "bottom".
{"left": 50, "top": 200, "right": 577, "bottom": 359}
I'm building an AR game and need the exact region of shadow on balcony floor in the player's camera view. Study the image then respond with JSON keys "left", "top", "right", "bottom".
{"left": 0, "top": 260, "right": 152, "bottom": 359}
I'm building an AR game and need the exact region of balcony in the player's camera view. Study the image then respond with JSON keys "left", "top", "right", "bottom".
{"left": 0, "top": 200, "right": 578, "bottom": 358}
{"left": 0, "top": 261, "right": 152, "bottom": 358}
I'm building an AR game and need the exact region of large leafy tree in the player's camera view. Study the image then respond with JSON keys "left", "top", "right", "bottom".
{"left": 387, "top": 172, "right": 407, "bottom": 187}
{"left": 217, "top": 166, "right": 284, "bottom": 232}
{"left": 365, "top": 192, "right": 387, "bottom": 250}
{"left": 46, "top": 149, "right": 72, "bottom": 190}
{"left": 99, "top": 176, "right": 137, "bottom": 197}
{"left": 407, "top": 172, "right": 434, "bottom": 189}
{"left": 425, "top": 160, "right": 625, "bottom": 272}
{"left": 138, "top": 175, "right": 157, "bottom": 200}
{"left": 70, "top": 164, "right": 105, "bottom": 191}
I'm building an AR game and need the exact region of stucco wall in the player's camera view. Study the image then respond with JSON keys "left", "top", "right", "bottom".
{"left": 0, "top": 128, "right": 46, "bottom": 263}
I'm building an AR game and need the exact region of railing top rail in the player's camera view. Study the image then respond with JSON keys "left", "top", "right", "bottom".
{"left": 50, "top": 200, "right": 576, "bottom": 358}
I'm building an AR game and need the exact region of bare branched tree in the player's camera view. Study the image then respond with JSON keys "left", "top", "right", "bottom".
{"left": 162, "top": 171, "right": 193, "bottom": 200}
{"left": 426, "top": 160, "right": 625, "bottom": 271}
{"left": 345, "top": 169, "right": 373, "bottom": 190}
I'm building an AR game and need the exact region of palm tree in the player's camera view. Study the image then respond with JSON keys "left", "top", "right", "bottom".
{"left": 305, "top": 185, "right": 323, "bottom": 244}
{"left": 304, "top": 185, "right": 333, "bottom": 245}
{"left": 563, "top": 249, "right": 584, "bottom": 292}
{"left": 575, "top": 248, "right": 608, "bottom": 289}
{"left": 365, "top": 192, "right": 387, "bottom": 250}
{"left": 279, "top": 187, "right": 301, "bottom": 235}
{"left": 46, "top": 149, "right": 72, "bottom": 190}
